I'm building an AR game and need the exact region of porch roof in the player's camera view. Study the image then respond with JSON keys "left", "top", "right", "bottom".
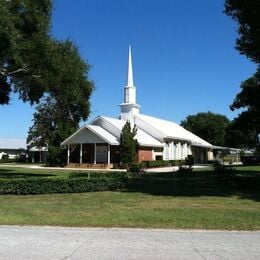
{"left": 61, "top": 125, "right": 119, "bottom": 146}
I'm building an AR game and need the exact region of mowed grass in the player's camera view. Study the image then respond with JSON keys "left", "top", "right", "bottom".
{"left": 0, "top": 166, "right": 80, "bottom": 179}
{"left": 0, "top": 164, "right": 259, "bottom": 230}
{"left": 0, "top": 192, "right": 259, "bottom": 230}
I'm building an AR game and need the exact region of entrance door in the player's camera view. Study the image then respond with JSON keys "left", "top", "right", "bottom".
{"left": 96, "top": 144, "right": 108, "bottom": 163}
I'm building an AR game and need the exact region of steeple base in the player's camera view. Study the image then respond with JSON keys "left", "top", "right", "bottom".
{"left": 119, "top": 103, "right": 140, "bottom": 122}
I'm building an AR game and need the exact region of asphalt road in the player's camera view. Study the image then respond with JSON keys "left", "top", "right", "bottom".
{"left": 0, "top": 226, "right": 259, "bottom": 259}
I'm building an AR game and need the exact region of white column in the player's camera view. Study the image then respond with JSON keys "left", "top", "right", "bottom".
{"left": 94, "top": 143, "right": 96, "bottom": 164}
{"left": 107, "top": 144, "right": 110, "bottom": 164}
{"left": 177, "top": 142, "right": 181, "bottom": 159}
{"left": 184, "top": 143, "right": 187, "bottom": 159}
{"left": 188, "top": 144, "right": 192, "bottom": 155}
{"left": 169, "top": 142, "right": 173, "bottom": 160}
{"left": 80, "top": 143, "right": 82, "bottom": 164}
{"left": 67, "top": 145, "right": 70, "bottom": 164}
{"left": 39, "top": 151, "right": 42, "bottom": 162}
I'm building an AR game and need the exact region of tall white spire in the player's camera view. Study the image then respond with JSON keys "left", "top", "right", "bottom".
{"left": 120, "top": 45, "right": 140, "bottom": 121}
{"left": 127, "top": 45, "right": 134, "bottom": 87}
{"left": 124, "top": 45, "right": 136, "bottom": 104}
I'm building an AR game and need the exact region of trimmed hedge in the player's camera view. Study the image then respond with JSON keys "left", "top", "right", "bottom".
{"left": 143, "top": 160, "right": 186, "bottom": 168}
{"left": 0, "top": 176, "right": 127, "bottom": 195}
{"left": 128, "top": 163, "right": 146, "bottom": 174}
{"left": 68, "top": 171, "right": 127, "bottom": 179}
{"left": 0, "top": 158, "right": 15, "bottom": 164}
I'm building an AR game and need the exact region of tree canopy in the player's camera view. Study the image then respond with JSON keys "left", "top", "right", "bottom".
{"left": 224, "top": 0, "right": 260, "bottom": 64}
{"left": 225, "top": 114, "right": 259, "bottom": 149}
{"left": 26, "top": 39, "right": 94, "bottom": 165}
{"left": 181, "top": 112, "right": 230, "bottom": 146}
{"left": 0, "top": 0, "right": 53, "bottom": 104}
{"left": 224, "top": 0, "right": 260, "bottom": 149}
{"left": 230, "top": 69, "right": 260, "bottom": 134}
{"left": 119, "top": 121, "right": 138, "bottom": 164}
{"left": 0, "top": 0, "right": 94, "bottom": 164}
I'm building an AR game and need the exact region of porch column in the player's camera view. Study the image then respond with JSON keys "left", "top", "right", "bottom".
{"left": 39, "top": 151, "right": 42, "bottom": 162}
{"left": 80, "top": 143, "right": 82, "bottom": 164}
{"left": 184, "top": 143, "right": 187, "bottom": 159}
{"left": 67, "top": 145, "right": 70, "bottom": 164}
{"left": 107, "top": 144, "right": 110, "bottom": 164}
{"left": 94, "top": 143, "right": 96, "bottom": 164}
{"left": 177, "top": 142, "right": 181, "bottom": 159}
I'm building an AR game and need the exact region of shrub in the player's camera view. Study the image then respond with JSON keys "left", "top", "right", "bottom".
{"left": 213, "top": 161, "right": 236, "bottom": 178}
{"left": 68, "top": 171, "right": 127, "bottom": 179}
{"left": 142, "top": 160, "right": 186, "bottom": 168}
{"left": 0, "top": 176, "right": 127, "bottom": 195}
{"left": 128, "top": 163, "right": 146, "bottom": 174}
{"left": 47, "top": 145, "right": 66, "bottom": 167}
{"left": 0, "top": 158, "right": 15, "bottom": 163}
{"left": 143, "top": 160, "right": 170, "bottom": 168}
{"left": 178, "top": 165, "right": 193, "bottom": 174}
{"left": 169, "top": 160, "right": 176, "bottom": 166}
{"left": 185, "top": 155, "right": 194, "bottom": 166}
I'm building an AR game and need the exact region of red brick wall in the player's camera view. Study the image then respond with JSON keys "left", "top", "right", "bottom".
{"left": 136, "top": 147, "right": 153, "bottom": 162}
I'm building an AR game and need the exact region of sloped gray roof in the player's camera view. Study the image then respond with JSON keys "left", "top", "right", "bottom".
{"left": 136, "top": 114, "right": 213, "bottom": 147}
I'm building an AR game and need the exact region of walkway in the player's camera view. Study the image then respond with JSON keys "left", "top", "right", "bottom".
{"left": 0, "top": 226, "right": 259, "bottom": 259}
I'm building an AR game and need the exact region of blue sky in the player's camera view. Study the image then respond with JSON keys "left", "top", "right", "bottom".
{"left": 0, "top": 0, "right": 256, "bottom": 139}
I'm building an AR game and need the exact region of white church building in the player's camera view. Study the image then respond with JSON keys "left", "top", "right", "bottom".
{"left": 61, "top": 47, "right": 215, "bottom": 168}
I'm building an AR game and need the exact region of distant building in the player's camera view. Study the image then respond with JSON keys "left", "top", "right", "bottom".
{"left": 61, "top": 47, "right": 233, "bottom": 168}
{"left": 0, "top": 138, "right": 26, "bottom": 159}
{"left": 0, "top": 138, "right": 47, "bottom": 162}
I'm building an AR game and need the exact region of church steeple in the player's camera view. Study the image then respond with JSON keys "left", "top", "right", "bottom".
{"left": 124, "top": 45, "right": 136, "bottom": 104}
{"left": 127, "top": 46, "right": 134, "bottom": 88}
{"left": 119, "top": 46, "right": 140, "bottom": 121}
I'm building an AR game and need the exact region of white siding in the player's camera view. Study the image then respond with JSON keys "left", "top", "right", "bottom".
{"left": 65, "top": 128, "right": 105, "bottom": 144}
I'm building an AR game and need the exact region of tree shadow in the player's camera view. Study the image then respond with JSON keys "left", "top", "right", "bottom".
{"left": 124, "top": 170, "right": 260, "bottom": 202}
{"left": 0, "top": 168, "right": 55, "bottom": 178}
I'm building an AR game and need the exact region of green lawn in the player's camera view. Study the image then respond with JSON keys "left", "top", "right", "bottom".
{"left": 0, "top": 166, "right": 83, "bottom": 179}
{"left": 0, "top": 192, "right": 259, "bottom": 230}
{"left": 0, "top": 164, "right": 259, "bottom": 230}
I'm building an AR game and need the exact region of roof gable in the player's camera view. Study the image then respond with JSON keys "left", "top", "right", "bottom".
{"left": 61, "top": 125, "right": 119, "bottom": 146}
{"left": 92, "top": 116, "right": 163, "bottom": 147}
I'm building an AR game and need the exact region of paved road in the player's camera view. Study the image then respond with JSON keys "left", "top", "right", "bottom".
{"left": 0, "top": 226, "right": 259, "bottom": 259}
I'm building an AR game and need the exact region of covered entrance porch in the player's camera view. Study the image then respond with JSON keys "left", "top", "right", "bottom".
{"left": 65, "top": 143, "right": 120, "bottom": 169}
{"left": 61, "top": 125, "right": 120, "bottom": 169}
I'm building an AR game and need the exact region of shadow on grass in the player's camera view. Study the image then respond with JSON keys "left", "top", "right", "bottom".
{"left": 0, "top": 169, "right": 55, "bottom": 178}
{"left": 124, "top": 170, "right": 260, "bottom": 202}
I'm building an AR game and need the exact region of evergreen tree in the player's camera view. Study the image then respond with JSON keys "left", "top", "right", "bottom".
{"left": 119, "top": 121, "right": 138, "bottom": 163}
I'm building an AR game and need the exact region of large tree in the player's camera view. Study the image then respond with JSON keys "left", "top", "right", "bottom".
{"left": 27, "top": 40, "right": 94, "bottom": 165}
{"left": 0, "top": 0, "right": 94, "bottom": 164}
{"left": 225, "top": 114, "right": 259, "bottom": 149}
{"left": 224, "top": 0, "right": 260, "bottom": 147}
{"left": 119, "top": 121, "right": 138, "bottom": 164}
{"left": 230, "top": 69, "right": 260, "bottom": 136}
{"left": 224, "top": 0, "right": 260, "bottom": 64}
{"left": 0, "top": 0, "right": 53, "bottom": 104}
{"left": 181, "top": 112, "right": 230, "bottom": 146}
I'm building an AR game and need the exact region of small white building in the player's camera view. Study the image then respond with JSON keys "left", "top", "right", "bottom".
{"left": 61, "top": 47, "right": 215, "bottom": 168}
{"left": 0, "top": 138, "right": 26, "bottom": 159}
